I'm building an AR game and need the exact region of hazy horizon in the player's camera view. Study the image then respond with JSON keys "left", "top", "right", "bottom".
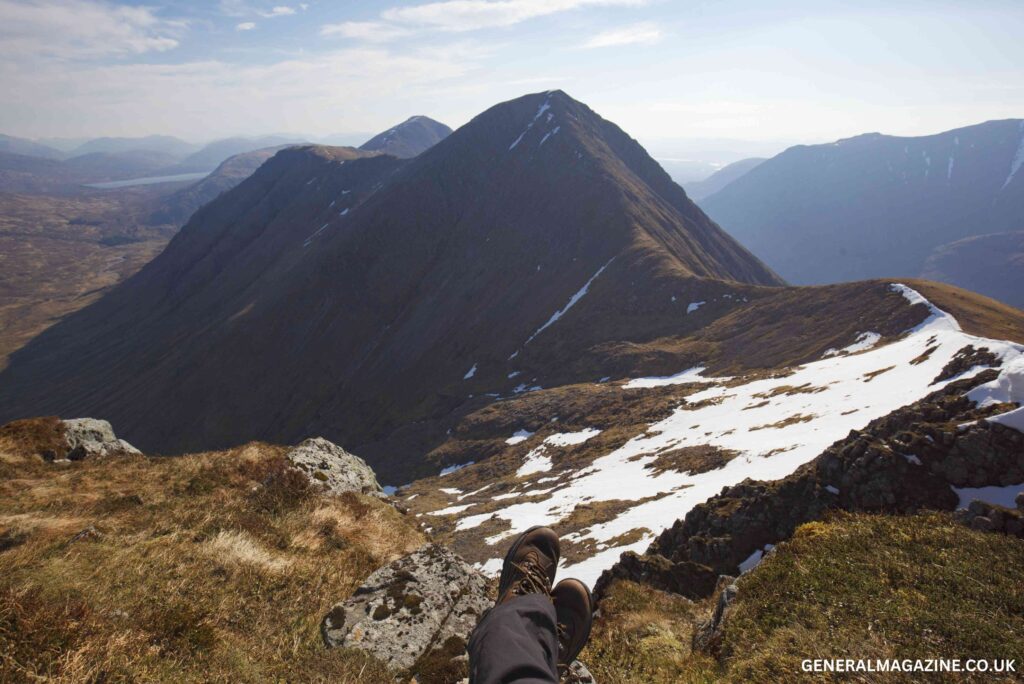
{"left": 2, "top": 0, "right": 1023, "bottom": 146}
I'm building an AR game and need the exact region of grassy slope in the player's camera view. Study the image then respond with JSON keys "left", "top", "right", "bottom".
{"left": 587, "top": 513, "right": 1024, "bottom": 683}
{"left": 0, "top": 437, "right": 424, "bottom": 682}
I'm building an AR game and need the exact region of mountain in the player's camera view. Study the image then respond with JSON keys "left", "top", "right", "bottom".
{"left": 170, "top": 136, "right": 306, "bottom": 173}
{"left": 147, "top": 144, "right": 300, "bottom": 225}
{"left": 683, "top": 157, "right": 764, "bottom": 200}
{"left": 358, "top": 116, "right": 452, "bottom": 158}
{"left": 700, "top": 119, "right": 1024, "bottom": 286}
{"left": 0, "top": 134, "right": 65, "bottom": 160}
{"left": 71, "top": 135, "right": 196, "bottom": 158}
{"left": 921, "top": 231, "right": 1024, "bottom": 309}
{"left": 0, "top": 90, "right": 781, "bottom": 475}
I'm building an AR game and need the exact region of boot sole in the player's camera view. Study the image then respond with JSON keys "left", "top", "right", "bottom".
{"left": 557, "top": 579, "right": 593, "bottom": 667}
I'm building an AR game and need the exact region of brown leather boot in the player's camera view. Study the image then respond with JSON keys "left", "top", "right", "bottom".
{"left": 552, "top": 578, "right": 593, "bottom": 672}
{"left": 496, "top": 526, "right": 560, "bottom": 605}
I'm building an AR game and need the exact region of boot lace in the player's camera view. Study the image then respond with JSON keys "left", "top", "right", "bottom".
{"left": 509, "top": 553, "right": 551, "bottom": 598}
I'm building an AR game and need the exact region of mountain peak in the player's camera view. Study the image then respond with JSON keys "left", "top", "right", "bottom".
{"left": 0, "top": 91, "right": 780, "bottom": 477}
{"left": 359, "top": 115, "right": 452, "bottom": 158}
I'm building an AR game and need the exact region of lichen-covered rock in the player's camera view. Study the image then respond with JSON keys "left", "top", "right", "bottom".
{"left": 61, "top": 418, "right": 140, "bottom": 460}
{"left": 286, "top": 437, "right": 383, "bottom": 496}
{"left": 321, "top": 543, "right": 490, "bottom": 672}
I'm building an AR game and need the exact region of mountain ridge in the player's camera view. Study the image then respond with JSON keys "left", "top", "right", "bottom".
{"left": 0, "top": 90, "right": 781, "bottom": 475}
{"left": 700, "top": 118, "right": 1024, "bottom": 292}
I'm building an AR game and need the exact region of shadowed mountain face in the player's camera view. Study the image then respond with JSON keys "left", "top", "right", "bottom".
{"left": 0, "top": 91, "right": 781, "bottom": 474}
{"left": 700, "top": 120, "right": 1024, "bottom": 285}
{"left": 922, "top": 231, "right": 1024, "bottom": 309}
{"left": 359, "top": 115, "right": 453, "bottom": 158}
{"left": 148, "top": 145, "right": 377, "bottom": 226}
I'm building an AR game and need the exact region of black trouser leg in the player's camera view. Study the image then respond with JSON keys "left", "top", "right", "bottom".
{"left": 468, "top": 594, "right": 559, "bottom": 684}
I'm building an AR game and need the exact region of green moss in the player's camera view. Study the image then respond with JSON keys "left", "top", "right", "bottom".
{"left": 720, "top": 512, "right": 1024, "bottom": 683}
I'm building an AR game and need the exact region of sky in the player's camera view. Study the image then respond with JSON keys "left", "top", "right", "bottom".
{"left": 2, "top": 0, "right": 1023, "bottom": 155}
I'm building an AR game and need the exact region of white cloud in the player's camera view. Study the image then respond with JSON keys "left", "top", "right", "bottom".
{"left": 236, "top": 21, "right": 256, "bottom": 30}
{"left": 325, "top": 0, "right": 646, "bottom": 40}
{"left": 581, "top": 21, "right": 661, "bottom": 48}
{"left": 0, "top": 0, "right": 184, "bottom": 58}
{"left": 261, "top": 5, "right": 295, "bottom": 17}
{"left": 321, "top": 21, "right": 412, "bottom": 42}
{"left": 0, "top": 42, "right": 485, "bottom": 137}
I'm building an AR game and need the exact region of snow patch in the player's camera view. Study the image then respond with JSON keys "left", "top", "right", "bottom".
{"left": 439, "top": 462, "right": 474, "bottom": 477}
{"left": 539, "top": 126, "right": 560, "bottom": 147}
{"left": 463, "top": 364, "right": 477, "bottom": 380}
{"left": 1001, "top": 120, "right": 1024, "bottom": 190}
{"left": 624, "top": 366, "right": 719, "bottom": 389}
{"left": 823, "top": 332, "right": 881, "bottom": 357}
{"left": 515, "top": 429, "right": 601, "bottom": 477}
{"left": 954, "top": 484, "right": 1024, "bottom": 509}
{"left": 686, "top": 301, "right": 705, "bottom": 314}
{"left": 739, "top": 544, "right": 774, "bottom": 573}
{"left": 509, "top": 97, "right": 553, "bottom": 151}
{"left": 505, "top": 429, "right": 535, "bottom": 446}
{"left": 524, "top": 258, "right": 615, "bottom": 345}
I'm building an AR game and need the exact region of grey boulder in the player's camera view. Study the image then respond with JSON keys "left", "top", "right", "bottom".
{"left": 321, "top": 543, "right": 490, "bottom": 671}
{"left": 61, "top": 418, "right": 140, "bottom": 460}
{"left": 286, "top": 437, "right": 384, "bottom": 496}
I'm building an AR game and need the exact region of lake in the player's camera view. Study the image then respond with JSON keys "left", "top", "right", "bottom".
{"left": 84, "top": 171, "right": 210, "bottom": 190}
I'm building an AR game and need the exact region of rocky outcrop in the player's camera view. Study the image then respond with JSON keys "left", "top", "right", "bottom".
{"left": 596, "top": 371, "right": 1024, "bottom": 601}
{"left": 61, "top": 418, "right": 140, "bottom": 460}
{"left": 932, "top": 345, "right": 1000, "bottom": 384}
{"left": 692, "top": 578, "right": 738, "bottom": 655}
{"left": 321, "top": 544, "right": 490, "bottom": 674}
{"left": 955, "top": 498, "right": 1024, "bottom": 538}
{"left": 286, "top": 437, "right": 384, "bottom": 496}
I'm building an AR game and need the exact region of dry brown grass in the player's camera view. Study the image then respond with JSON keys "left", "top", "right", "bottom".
{"left": 641, "top": 446, "right": 738, "bottom": 477}
{"left": 0, "top": 442, "right": 425, "bottom": 682}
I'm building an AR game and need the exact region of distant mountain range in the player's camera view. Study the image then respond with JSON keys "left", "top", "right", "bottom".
{"left": 683, "top": 157, "right": 764, "bottom": 200}
{"left": 0, "top": 134, "right": 65, "bottom": 160}
{"left": 69, "top": 135, "right": 197, "bottom": 159}
{"left": 0, "top": 91, "right": 780, "bottom": 476}
{"left": 698, "top": 119, "right": 1024, "bottom": 307}
{"left": 166, "top": 136, "right": 307, "bottom": 173}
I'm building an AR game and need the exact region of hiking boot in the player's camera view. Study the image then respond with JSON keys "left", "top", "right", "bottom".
{"left": 552, "top": 578, "right": 593, "bottom": 671}
{"left": 496, "top": 526, "right": 560, "bottom": 605}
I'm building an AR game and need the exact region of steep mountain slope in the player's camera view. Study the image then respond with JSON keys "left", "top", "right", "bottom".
{"left": 0, "top": 91, "right": 781, "bottom": 473}
{"left": 359, "top": 116, "right": 453, "bottom": 158}
{"left": 0, "top": 134, "right": 65, "bottom": 160}
{"left": 700, "top": 119, "right": 1024, "bottom": 285}
{"left": 922, "top": 231, "right": 1024, "bottom": 309}
{"left": 683, "top": 157, "right": 763, "bottom": 201}
{"left": 148, "top": 145, "right": 302, "bottom": 225}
